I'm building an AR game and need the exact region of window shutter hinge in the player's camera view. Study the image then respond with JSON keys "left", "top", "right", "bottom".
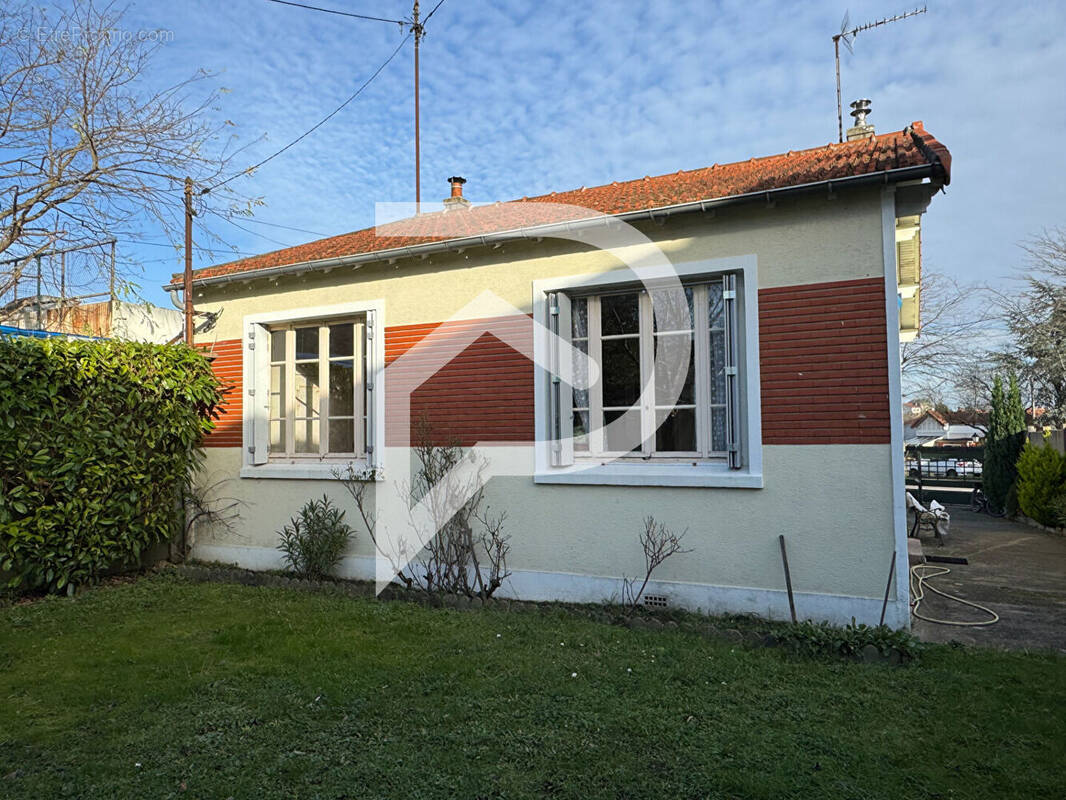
{"left": 725, "top": 366, "right": 738, "bottom": 376}
{"left": 247, "top": 446, "right": 255, "bottom": 455}
{"left": 367, "top": 381, "right": 374, "bottom": 391}
{"left": 248, "top": 388, "right": 255, "bottom": 396}
{"left": 723, "top": 290, "right": 736, "bottom": 300}
{"left": 366, "top": 445, "right": 374, "bottom": 454}
{"left": 248, "top": 341, "right": 255, "bottom": 350}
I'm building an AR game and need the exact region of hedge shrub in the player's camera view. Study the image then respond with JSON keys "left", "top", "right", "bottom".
{"left": 0, "top": 336, "right": 221, "bottom": 593}
{"left": 1015, "top": 440, "right": 1066, "bottom": 527}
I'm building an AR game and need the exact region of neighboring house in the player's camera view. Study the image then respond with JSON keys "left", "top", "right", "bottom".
{"left": 937, "top": 424, "right": 984, "bottom": 447}
{"left": 904, "top": 410, "right": 949, "bottom": 446}
{"left": 172, "top": 118, "right": 950, "bottom": 628}
{"left": 0, "top": 297, "right": 182, "bottom": 343}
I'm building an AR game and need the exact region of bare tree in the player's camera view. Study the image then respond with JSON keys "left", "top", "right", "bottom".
{"left": 0, "top": 0, "right": 255, "bottom": 296}
{"left": 901, "top": 270, "right": 996, "bottom": 401}
{"left": 177, "top": 478, "right": 242, "bottom": 561}
{"left": 621, "top": 516, "right": 690, "bottom": 615}
{"left": 995, "top": 228, "right": 1066, "bottom": 423}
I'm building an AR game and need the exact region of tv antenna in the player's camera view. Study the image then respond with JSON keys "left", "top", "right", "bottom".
{"left": 833, "top": 6, "right": 927, "bottom": 142}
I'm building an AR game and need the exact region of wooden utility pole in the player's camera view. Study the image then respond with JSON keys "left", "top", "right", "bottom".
{"left": 183, "top": 176, "right": 194, "bottom": 345}
{"left": 413, "top": 0, "right": 423, "bottom": 213}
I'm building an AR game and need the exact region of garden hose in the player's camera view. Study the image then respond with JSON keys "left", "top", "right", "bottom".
{"left": 909, "top": 564, "right": 1000, "bottom": 627}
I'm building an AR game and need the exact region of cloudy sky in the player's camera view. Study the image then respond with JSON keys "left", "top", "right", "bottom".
{"left": 115, "top": 0, "right": 1066, "bottom": 305}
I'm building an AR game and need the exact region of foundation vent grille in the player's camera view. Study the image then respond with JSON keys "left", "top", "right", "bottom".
{"left": 643, "top": 594, "right": 668, "bottom": 609}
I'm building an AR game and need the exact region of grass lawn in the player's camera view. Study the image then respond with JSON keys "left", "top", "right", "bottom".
{"left": 1, "top": 575, "right": 1063, "bottom": 799}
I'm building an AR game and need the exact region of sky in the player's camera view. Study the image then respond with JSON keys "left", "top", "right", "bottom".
{"left": 109, "top": 0, "right": 1066, "bottom": 306}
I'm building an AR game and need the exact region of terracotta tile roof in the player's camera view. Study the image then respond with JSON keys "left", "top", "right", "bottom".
{"left": 185, "top": 121, "right": 949, "bottom": 283}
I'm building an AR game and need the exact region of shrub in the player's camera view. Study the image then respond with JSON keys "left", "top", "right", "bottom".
{"left": 0, "top": 337, "right": 220, "bottom": 594}
{"left": 277, "top": 496, "right": 354, "bottom": 580}
{"left": 770, "top": 620, "right": 922, "bottom": 661}
{"left": 1015, "top": 440, "right": 1066, "bottom": 527}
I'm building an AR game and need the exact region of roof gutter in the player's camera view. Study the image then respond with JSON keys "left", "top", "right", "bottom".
{"left": 167, "top": 163, "right": 940, "bottom": 292}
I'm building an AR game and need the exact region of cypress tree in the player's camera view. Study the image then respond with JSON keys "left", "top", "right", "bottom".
{"left": 983, "top": 374, "right": 1026, "bottom": 511}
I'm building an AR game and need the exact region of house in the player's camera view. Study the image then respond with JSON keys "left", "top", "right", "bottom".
{"left": 904, "top": 410, "right": 949, "bottom": 446}
{"left": 0, "top": 296, "right": 181, "bottom": 343}
{"left": 172, "top": 116, "right": 950, "bottom": 628}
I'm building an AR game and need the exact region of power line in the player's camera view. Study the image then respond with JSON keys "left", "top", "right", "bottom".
{"left": 422, "top": 0, "right": 447, "bottom": 25}
{"left": 221, "top": 217, "right": 330, "bottom": 237}
{"left": 264, "top": 0, "right": 404, "bottom": 25}
{"left": 204, "top": 208, "right": 293, "bottom": 248}
{"left": 205, "top": 32, "right": 411, "bottom": 193}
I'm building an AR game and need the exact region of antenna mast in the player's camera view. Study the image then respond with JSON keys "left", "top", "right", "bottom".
{"left": 833, "top": 6, "right": 926, "bottom": 142}
{"left": 413, "top": 0, "right": 422, "bottom": 213}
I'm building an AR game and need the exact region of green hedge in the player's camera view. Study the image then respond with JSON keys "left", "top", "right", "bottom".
{"left": 0, "top": 337, "right": 221, "bottom": 593}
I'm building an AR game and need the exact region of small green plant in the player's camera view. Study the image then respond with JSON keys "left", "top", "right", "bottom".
{"left": 277, "top": 496, "right": 354, "bottom": 580}
{"left": 769, "top": 619, "right": 922, "bottom": 662}
{"left": 1015, "top": 440, "right": 1066, "bottom": 527}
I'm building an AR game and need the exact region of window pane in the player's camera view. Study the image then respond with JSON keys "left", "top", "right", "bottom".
{"left": 269, "top": 420, "right": 285, "bottom": 454}
{"left": 708, "top": 281, "right": 725, "bottom": 330}
{"left": 329, "top": 359, "right": 354, "bottom": 416}
{"left": 295, "top": 327, "right": 319, "bottom": 360}
{"left": 573, "top": 409, "right": 589, "bottom": 451}
{"left": 710, "top": 330, "right": 727, "bottom": 404}
{"left": 711, "top": 407, "right": 727, "bottom": 452}
{"left": 270, "top": 330, "right": 286, "bottom": 362}
{"left": 294, "top": 418, "right": 319, "bottom": 453}
{"left": 329, "top": 324, "right": 354, "bottom": 358}
{"left": 604, "top": 408, "right": 642, "bottom": 453}
{"left": 294, "top": 362, "right": 320, "bottom": 417}
{"left": 656, "top": 407, "right": 697, "bottom": 452}
{"left": 651, "top": 287, "right": 693, "bottom": 332}
{"left": 571, "top": 296, "right": 588, "bottom": 338}
{"left": 655, "top": 332, "right": 695, "bottom": 405}
{"left": 328, "top": 419, "right": 354, "bottom": 453}
{"left": 572, "top": 339, "right": 589, "bottom": 409}
{"left": 600, "top": 292, "right": 639, "bottom": 336}
{"left": 269, "top": 365, "right": 285, "bottom": 417}
{"left": 602, "top": 337, "right": 641, "bottom": 407}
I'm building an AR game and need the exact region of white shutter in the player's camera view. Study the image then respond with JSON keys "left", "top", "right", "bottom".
{"left": 548, "top": 292, "right": 574, "bottom": 467}
{"left": 363, "top": 309, "right": 377, "bottom": 470}
{"left": 723, "top": 275, "right": 742, "bottom": 470}
{"left": 250, "top": 323, "right": 270, "bottom": 465}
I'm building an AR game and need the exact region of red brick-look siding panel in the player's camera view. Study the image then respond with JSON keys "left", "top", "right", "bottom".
{"left": 384, "top": 315, "right": 535, "bottom": 447}
{"left": 201, "top": 339, "right": 243, "bottom": 448}
{"left": 758, "top": 277, "right": 891, "bottom": 445}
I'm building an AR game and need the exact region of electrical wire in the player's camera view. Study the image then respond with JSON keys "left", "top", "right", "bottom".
{"left": 422, "top": 0, "right": 447, "bottom": 24}
{"left": 264, "top": 0, "right": 404, "bottom": 25}
{"left": 205, "top": 33, "right": 411, "bottom": 194}
{"left": 910, "top": 564, "right": 999, "bottom": 627}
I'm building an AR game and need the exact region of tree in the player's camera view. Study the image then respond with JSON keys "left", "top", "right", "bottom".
{"left": 995, "top": 228, "right": 1066, "bottom": 424}
{"left": 0, "top": 0, "right": 254, "bottom": 297}
{"left": 900, "top": 270, "right": 994, "bottom": 401}
{"left": 983, "top": 374, "right": 1027, "bottom": 511}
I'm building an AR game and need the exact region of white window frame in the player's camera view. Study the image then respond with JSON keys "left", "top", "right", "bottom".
{"left": 240, "top": 299, "right": 385, "bottom": 480}
{"left": 533, "top": 256, "right": 762, "bottom": 488}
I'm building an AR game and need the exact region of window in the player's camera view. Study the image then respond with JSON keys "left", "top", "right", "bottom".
{"left": 559, "top": 277, "right": 740, "bottom": 464}
{"left": 266, "top": 319, "right": 367, "bottom": 458}
{"left": 536, "top": 259, "right": 760, "bottom": 487}
{"left": 243, "top": 300, "right": 384, "bottom": 479}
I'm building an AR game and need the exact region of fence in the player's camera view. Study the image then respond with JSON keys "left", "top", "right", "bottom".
{"left": 0, "top": 241, "right": 117, "bottom": 333}
{"left": 1028, "top": 428, "right": 1066, "bottom": 454}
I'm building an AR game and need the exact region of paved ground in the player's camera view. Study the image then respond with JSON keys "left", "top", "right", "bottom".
{"left": 909, "top": 507, "right": 1066, "bottom": 652}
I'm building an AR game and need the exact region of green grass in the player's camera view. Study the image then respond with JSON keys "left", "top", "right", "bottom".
{"left": 0, "top": 575, "right": 1063, "bottom": 799}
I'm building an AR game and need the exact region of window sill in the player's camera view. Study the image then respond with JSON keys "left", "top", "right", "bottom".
{"left": 534, "top": 462, "right": 763, "bottom": 488}
{"left": 240, "top": 460, "right": 378, "bottom": 481}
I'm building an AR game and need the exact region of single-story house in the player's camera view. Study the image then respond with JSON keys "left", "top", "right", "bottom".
{"left": 904, "top": 409, "right": 949, "bottom": 446}
{"left": 172, "top": 117, "right": 950, "bottom": 628}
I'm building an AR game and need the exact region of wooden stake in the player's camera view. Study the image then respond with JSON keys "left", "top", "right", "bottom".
{"left": 879, "top": 551, "right": 897, "bottom": 626}
{"left": 778, "top": 534, "right": 797, "bottom": 623}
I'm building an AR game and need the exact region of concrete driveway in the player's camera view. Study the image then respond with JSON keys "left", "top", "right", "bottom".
{"left": 908, "top": 507, "right": 1066, "bottom": 652}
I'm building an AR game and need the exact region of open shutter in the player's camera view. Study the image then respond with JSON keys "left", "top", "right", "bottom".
{"left": 723, "top": 275, "right": 742, "bottom": 469}
{"left": 547, "top": 291, "right": 574, "bottom": 467}
{"left": 250, "top": 323, "right": 270, "bottom": 465}
{"left": 363, "top": 309, "right": 377, "bottom": 470}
